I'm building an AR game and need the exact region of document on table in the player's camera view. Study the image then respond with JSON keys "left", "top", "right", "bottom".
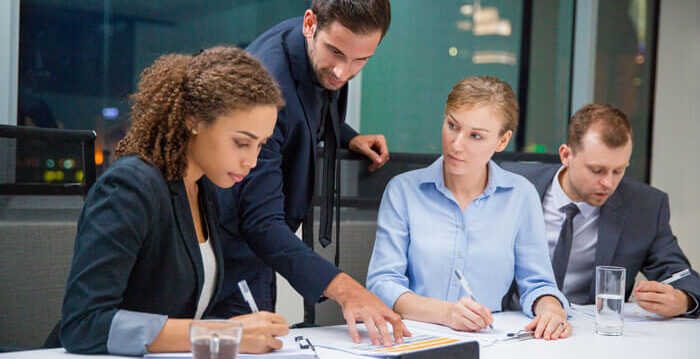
{"left": 142, "top": 334, "right": 316, "bottom": 359}
{"left": 292, "top": 324, "right": 467, "bottom": 357}
{"left": 570, "top": 302, "right": 695, "bottom": 322}
{"left": 292, "top": 318, "right": 530, "bottom": 357}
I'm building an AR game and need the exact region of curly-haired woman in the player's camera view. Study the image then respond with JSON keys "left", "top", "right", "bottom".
{"left": 59, "top": 46, "right": 288, "bottom": 356}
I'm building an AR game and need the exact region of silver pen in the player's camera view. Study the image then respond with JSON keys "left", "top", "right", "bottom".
{"left": 454, "top": 269, "right": 494, "bottom": 331}
{"left": 238, "top": 280, "right": 259, "bottom": 313}
{"left": 661, "top": 268, "right": 691, "bottom": 284}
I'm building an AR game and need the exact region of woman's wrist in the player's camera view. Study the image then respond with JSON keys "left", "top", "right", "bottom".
{"left": 533, "top": 295, "right": 563, "bottom": 315}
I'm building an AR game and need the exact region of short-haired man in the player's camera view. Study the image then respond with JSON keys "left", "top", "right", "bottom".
{"left": 213, "top": 0, "right": 409, "bottom": 347}
{"left": 504, "top": 103, "right": 700, "bottom": 317}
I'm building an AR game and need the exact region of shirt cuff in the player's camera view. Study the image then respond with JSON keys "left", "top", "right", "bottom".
{"left": 521, "top": 286, "right": 570, "bottom": 318}
{"left": 682, "top": 291, "right": 699, "bottom": 317}
{"left": 106, "top": 309, "right": 168, "bottom": 356}
{"left": 374, "top": 281, "right": 412, "bottom": 310}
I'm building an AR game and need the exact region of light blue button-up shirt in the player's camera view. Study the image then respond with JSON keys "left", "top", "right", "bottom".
{"left": 366, "top": 157, "right": 569, "bottom": 317}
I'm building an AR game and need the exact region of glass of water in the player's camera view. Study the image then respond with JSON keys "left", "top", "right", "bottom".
{"left": 190, "top": 320, "right": 242, "bottom": 359}
{"left": 595, "top": 266, "right": 626, "bottom": 335}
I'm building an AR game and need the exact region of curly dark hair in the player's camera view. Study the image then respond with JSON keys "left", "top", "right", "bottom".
{"left": 115, "top": 46, "right": 284, "bottom": 181}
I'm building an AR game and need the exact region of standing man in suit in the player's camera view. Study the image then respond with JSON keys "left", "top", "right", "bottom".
{"left": 213, "top": 0, "right": 409, "bottom": 347}
{"left": 503, "top": 103, "right": 700, "bottom": 317}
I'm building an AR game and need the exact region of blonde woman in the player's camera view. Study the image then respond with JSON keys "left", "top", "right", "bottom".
{"left": 367, "top": 76, "right": 571, "bottom": 340}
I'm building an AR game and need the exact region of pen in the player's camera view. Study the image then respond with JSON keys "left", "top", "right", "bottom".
{"left": 238, "top": 280, "right": 259, "bottom": 313}
{"left": 660, "top": 268, "right": 691, "bottom": 284}
{"left": 454, "top": 269, "right": 494, "bottom": 331}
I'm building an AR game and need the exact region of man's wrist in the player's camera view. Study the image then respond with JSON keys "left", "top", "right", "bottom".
{"left": 681, "top": 290, "right": 698, "bottom": 313}
{"left": 322, "top": 272, "right": 351, "bottom": 303}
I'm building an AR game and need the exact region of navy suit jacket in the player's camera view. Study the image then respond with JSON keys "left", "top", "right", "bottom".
{"left": 60, "top": 156, "right": 226, "bottom": 354}
{"left": 212, "top": 17, "right": 357, "bottom": 316}
{"left": 501, "top": 162, "right": 700, "bottom": 317}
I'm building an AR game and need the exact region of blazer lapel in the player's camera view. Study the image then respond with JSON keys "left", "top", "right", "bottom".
{"left": 587, "top": 191, "right": 626, "bottom": 301}
{"left": 168, "top": 180, "right": 205, "bottom": 298}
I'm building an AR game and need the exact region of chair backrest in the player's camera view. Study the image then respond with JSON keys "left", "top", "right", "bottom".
{"left": 0, "top": 124, "right": 96, "bottom": 351}
{"left": 301, "top": 149, "right": 560, "bottom": 326}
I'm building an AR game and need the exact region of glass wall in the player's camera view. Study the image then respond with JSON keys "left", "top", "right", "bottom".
{"left": 16, "top": 0, "right": 657, "bottom": 181}
{"left": 360, "top": 0, "right": 524, "bottom": 153}
{"left": 18, "top": 0, "right": 309, "bottom": 173}
{"left": 594, "top": 0, "right": 657, "bottom": 181}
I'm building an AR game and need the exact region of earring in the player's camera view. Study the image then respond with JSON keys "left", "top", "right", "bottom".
{"left": 191, "top": 129, "right": 198, "bottom": 135}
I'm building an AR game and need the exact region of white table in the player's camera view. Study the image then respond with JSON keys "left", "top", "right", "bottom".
{"left": 2, "top": 306, "right": 698, "bottom": 359}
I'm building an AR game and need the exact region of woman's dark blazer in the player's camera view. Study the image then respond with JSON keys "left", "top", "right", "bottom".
{"left": 59, "top": 156, "right": 225, "bottom": 356}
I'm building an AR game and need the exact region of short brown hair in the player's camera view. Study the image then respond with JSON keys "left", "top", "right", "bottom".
{"left": 312, "top": 0, "right": 391, "bottom": 38}
{"left": 445, "top": 76, "right": 519, "bottom": 135}
{"left": 115, "top": 46, "right": 284, "bottom": 181}
{"left": 567, "top": 103, "right": 632, "bottom": 153}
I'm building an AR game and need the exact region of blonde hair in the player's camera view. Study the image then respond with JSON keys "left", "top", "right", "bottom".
{"left": 445, "top": 76, "right": 518, "bottom": 135}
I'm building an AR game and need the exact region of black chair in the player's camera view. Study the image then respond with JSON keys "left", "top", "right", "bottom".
{"left": 299, "top": 149, "right": 560, "bottom": 326}
{"left": 0, "top": 124, "right": 96, "bottom": 352}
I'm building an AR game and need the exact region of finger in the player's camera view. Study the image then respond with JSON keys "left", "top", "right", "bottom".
{"left": 374, "top": 317, "right": 393, "bottom": 347}
{"left": 524, "top": 316, "right": 539, "bottom": 331}
{"left": 268, "top": 323, "right": 290, "bottom": 337}
{"left": 401, "top": 321, "right": 412, "bottom": 337}
{"left": 462, "top": 299, "right": 490, "bottom": 329}
{"left": 390, "top": 317, "right": 405, "bottom": 344}
{"left": 636, "top": 300, "right": 663, "bottom": 314}
{"left": 262, "top": 311, "right": 287, "bottom": 325}
{"left": 266, "top": 337, "right": 284, "bottom": 351}
{"left": 373, "top": 136, "right": 389, "bottom": 158}
{"left": 457, "top": 304, "right": 487, "bottom": 330}
{"left": 554, "top": 321, "right": 567, "bottom": 340}
{"left": 561, "top": 323, "right": 573, "bottom": 338}
{"left": 364, "top": 318, "right": 381, "bottom": 346}
{"left": 345, "top": 316, "right": 361, "bottom": 344}
{"left": 634, "top": 291, "right": 667, "bottom": 304}
{"left": 542, "top": 317, "right": 560, "bottom": 340}
{"left": 634, "top": 280, "right": 650, "bottom": 292}
{"left": 534, "top": 315, "right": 548, "bottom": 339}
{"left": 359, "top": 141, "right": 382, "bottom": 162}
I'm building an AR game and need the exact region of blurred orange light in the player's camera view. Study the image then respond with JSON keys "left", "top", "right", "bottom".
{"left": 95, "top": 149, "right": 104, "bottom": 165}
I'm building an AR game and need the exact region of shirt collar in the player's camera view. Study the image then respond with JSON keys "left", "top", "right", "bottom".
{"left": 551, "top": 166, "right": 600, "bottom": 219}
{"left": 419, "top": 156, "right": 516, "bottom": 198}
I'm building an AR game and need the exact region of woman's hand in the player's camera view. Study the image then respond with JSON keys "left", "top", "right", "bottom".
{"left": 230, "top": 311, "right": 289, "bottom": 353}
{"left": 525, "top": 295, "right": 571, "bottom": 340}
{"left": 441, "top": 297, "right": 493, "bottom": 331}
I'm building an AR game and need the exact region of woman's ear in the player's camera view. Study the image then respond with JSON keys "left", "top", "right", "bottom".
{"left": 495, "top": 130, "right": 512, "bottom": 152}
{"left": 186, "top": 117, "right": 203, "bottom": 135}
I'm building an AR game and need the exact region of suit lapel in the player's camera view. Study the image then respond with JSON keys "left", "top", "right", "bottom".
{"left": 286, "top": 25, "right": 321, "bottom": 154}
{"left": 587, "top": 191, "right": 626, "bottom": 300}
{"left": 168, "top": 180, "right": 205, "bottom": 299}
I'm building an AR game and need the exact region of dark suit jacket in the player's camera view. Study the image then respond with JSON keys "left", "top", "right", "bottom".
{"left": 502, "top": 162, "right": 700, "bottom": 317}
{"left": 212, "top": 17, "right": 355, "bottom": 316}
{"left": 60, "top": 156, "right": 226, "bottom": 353}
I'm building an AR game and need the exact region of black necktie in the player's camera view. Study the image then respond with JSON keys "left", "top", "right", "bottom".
{"left": 319, "top": 91, "right": 340, "bottom": 260}
{"left": 552, "top": 203, "right": 580, "bottom": 290}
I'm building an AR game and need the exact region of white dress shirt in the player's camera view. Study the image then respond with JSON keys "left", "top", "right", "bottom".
{"left": 543, "top": 166, "right": 601, "bottom": 304}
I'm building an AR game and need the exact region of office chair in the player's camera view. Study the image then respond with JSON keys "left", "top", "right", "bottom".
{"left": 0, "top": 124, "right": 96, "bottom": 352}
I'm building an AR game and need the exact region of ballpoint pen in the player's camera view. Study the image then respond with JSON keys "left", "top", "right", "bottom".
{"left": 454, "top": 269, "right": 494, "bottom": 331}
{"left": 238, "top": 279, "right": 259, "bottom": 313}
{"left": 660, "top": 268, "right": 690, "bottom": 284}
